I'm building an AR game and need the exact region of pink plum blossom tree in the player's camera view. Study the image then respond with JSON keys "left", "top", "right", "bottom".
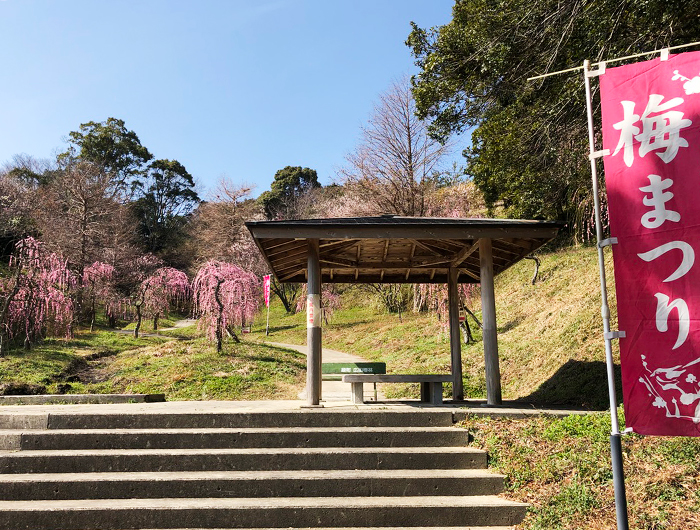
{"left": 0, "top": 237, "right": 75, "bottom": 355}
{"left": 193, "top": 261, "right": 260, "bottom": 352}
{"left": 414, "top": 283, "right": 481, "bottom": 343}
{"left": 133, "top": 267, "right": 190, "bottom": 338}
{"left": 83, "top": 261, "right": 116, "bottom": 331}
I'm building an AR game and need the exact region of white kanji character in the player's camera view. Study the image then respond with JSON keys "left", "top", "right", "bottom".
{"left": 655, "top": 293, "right": 690, "bottom": 350}
{"left": 613, "top": 101, "right": 640, "bottom": 167}
{"left": 639, "top": 174, "right": 680, "bottom": 229}
{"left": 613, "top": 95, "right": 692, "bottom": 167}
{"left": 638, "top": 241, "right": 695, "bottom": 282}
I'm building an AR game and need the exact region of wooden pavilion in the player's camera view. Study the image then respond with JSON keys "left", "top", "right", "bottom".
{"left": 246, "top": 215, "right": 562, "bottom": 406}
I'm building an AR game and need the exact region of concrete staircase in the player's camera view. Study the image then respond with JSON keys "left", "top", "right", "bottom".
{"left": 0, "top": 408, "right": 527, "bottom": 529}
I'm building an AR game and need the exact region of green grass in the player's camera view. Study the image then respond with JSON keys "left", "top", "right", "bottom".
{"left": 462, "top": 411, "right": 700, "bottom": 530}
{"left": 0, "top": 329, "right": 172, "bottom": 394}
{"left": 0, "top": 320, "right": 306, "bottom": 400}
{"left": 65, "top": 337, "right": 306, "bottom": 400}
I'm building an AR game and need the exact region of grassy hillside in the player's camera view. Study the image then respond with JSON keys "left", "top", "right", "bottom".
{"left": 463, "top": 411, "right": 700, "bottom": 530}
{"left": 263, "top": 244, "right": 618, "bottom": 408}
{"left": 0, "top": 322, "right": 306, "bottom": 401}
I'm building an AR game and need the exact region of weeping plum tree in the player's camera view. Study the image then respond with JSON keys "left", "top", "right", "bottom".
{"left": 0, "top": 237, "right": 75, "bottom": 355}
{"left": 414, "top": 284, "right": 481, "bottom": 343}
{"left": 193, "top": 261, "right": 260, "bottom": 352}
{"left": 83, "top": 261, "right": 116, "bottom": 331}
{"left": 133, "top": 267, "right": 190, "bottom": 338}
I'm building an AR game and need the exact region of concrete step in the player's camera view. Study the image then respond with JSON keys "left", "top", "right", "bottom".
{"left": 0, "top": 495, "right": 529, "bottom": 529}
{"left": 0, "top": 394, "right": 165, "bottom": 406}
{"left": 0, "top": 410, "right": 457, "bottom": 430}
{"left": 0, "top": 469, "right": 504, "bottom": 500}
{"left": 0, "top": 446, "right": 488, "bottom": 474}
{"left": 0, "top": 426, "right": 469, "bottom": 451}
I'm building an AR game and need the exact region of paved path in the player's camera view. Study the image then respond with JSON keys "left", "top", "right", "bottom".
{"left": 266, "top": 342, "right": 386, "bottom": 403}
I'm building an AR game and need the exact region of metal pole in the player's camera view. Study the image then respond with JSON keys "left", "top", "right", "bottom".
{"left": 448, "top": 267, "right": 464, "bottom": 401}
{"left": 583, "top": 59, "right": 629, "bottom": 530}
{"left": 306, "top": 239, "right": 322, "bottom": 407}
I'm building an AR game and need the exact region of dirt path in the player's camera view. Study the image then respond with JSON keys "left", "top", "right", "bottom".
{"left": 157, "top": 318, "right": 197, "bottom": 331}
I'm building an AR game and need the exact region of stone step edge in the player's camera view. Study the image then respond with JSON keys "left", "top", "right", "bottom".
{"left": 0, "top": 468, "right": 503, "bottom": 481}
{"left": 0, "top": 468, "right": 506, "bottom": 500}
{"left": 0, "top": 394, "right": 165, "bottom": 406}
{"left": 0, "top": 494, "right": 529, "bottom": 509}
{"left": 0, "top": 410, "right": 458, "bottom": 430}
{"left": 0, "top": 446, "right": 485, "bottom": 457}
{"left": 0, "top": 496, "right": 528, "bottom": 528}
{"left": 0, "top": 426, "right": 465, "bottom": 434}
{"left": 0, "top": 427, "right": 469, "bottom": 451}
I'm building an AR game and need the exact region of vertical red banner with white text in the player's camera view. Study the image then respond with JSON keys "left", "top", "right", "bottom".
{"left": 263, "top": 275, "right": 271, "bottom": 308}
{"left": 601, "top": 50, "right": 700, "bottom": 436}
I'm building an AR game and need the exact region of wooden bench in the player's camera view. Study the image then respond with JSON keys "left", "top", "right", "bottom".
{"left": 341, "top": 374, "right": 452, "bottom": 405}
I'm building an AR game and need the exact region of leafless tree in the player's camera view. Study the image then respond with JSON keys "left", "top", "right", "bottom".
{"left": 188, "top": 178, "right": 267, "bottom": 275}
{"left": 33, "top": 161, "right": 137, "bottom": 283}
{"left": 338, "top": 77, "right": 452, "bottom": 217}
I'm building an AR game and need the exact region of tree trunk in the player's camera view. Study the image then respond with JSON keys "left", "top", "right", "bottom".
{"left": 0, "top": 268, "right": 22, "bottom": 357}
{"left": 134, "top": 304, "right": 142, "bottom": 339}
{"left": 90, "top": 295, "right": 96, "bottom": 332}
{"left": 153, "top": 313, "right": 159, "bottom": 331}
{"left": 215, "top": 279, "right": 224, "bottom": 352}
{"left": 525, "top": 255, "right": 541, "bottom": 285}
{"left": 225, "top": 324, "right": 240, "bottom": 343}
{"left": 271, "top": 280, "right": 299, "bottom": 313}
{"left": 460, "top": 320, "right": 474, "bottom": 344}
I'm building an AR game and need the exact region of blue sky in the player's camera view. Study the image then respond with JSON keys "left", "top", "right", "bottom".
{"left": 0, "top": 0, "right": 458, "bottom": 198}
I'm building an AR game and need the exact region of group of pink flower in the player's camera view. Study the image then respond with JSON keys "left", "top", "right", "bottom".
{"left": 0, "top": 237, "right": 261, "bottom": 353}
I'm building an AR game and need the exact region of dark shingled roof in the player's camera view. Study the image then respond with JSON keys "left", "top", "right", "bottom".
{"left": 245, "top": 216, "right": 563, "bottom": 284}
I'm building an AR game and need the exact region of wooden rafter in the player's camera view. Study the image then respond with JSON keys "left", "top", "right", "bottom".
{"left": 459, "top": 268, "right": 480, "bottom": 281}
{"left": 451, "top": 241, "right": 479, "bottom": 267}
{"left": 319, "top": 256, "right": 357, "bottom": 268}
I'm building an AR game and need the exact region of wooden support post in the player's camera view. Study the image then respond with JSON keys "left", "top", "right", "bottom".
{"left": 306, "top": 239, "right": 322, "bottom": 406}
{"left": 479, "top": 238, "right": 502, "bottom": 405}
{"left": 448, "top": 267, "right": 464, "bottom": 401}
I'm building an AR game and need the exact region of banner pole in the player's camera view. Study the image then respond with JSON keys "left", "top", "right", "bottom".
{"left": 583, "top": 59, "right": 630, "bottom": 530}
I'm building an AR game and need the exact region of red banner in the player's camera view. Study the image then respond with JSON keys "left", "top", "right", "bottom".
{"left": 601, "top": 50, "right": 700, "bottom": 436}
{"left": 263, "top": 275, "right": 271, "bottom": 308}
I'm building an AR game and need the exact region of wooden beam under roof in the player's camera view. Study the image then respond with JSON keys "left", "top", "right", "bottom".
{"left": 265, "top": 240, "right": 307, "bottom": 259}
{"left": 320, "top": 256, "right": 358, "bottom": 268}
{"left": 451, "top": 241, "right": 479, "bottom": 267}
{"left": 409, "top": 239, "right": 448, "bottom": 257}
{"left": 319, "top": 239, "right": 360, "bottom": 252}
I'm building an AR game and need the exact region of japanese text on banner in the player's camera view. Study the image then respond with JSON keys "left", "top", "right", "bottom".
{"left": 600, "top": 50, "right": 700, "bottom": 436}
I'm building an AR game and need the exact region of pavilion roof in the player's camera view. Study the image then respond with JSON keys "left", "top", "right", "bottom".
{"left": 245, "top": 216, "right": 563, "bottom": 284}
